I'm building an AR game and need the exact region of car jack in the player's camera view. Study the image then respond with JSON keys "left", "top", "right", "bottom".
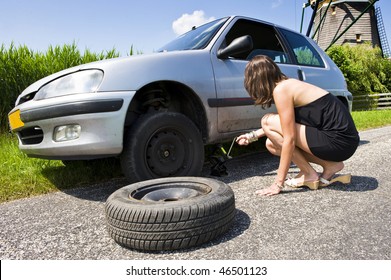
{"left": 209, "top": 137, "right": 236, "bottom": 177}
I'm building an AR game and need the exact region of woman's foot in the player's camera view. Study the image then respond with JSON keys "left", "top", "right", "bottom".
{"left": 319, "top": 162, "right": 352, "bottom": 187}
{"left": 320, "top": 162, "right": 344, "bottom": 182}
{"left": 319, "top": 174, "right": 351, "bottom": 187}
{"left": 321, "top": 162, "right": 344, "bottom": 180}
{"left": 285, "top": 177, "right": 320, "bottom": 190}
{"left": 285, "top": 172, "right": 320, "bottom": 190}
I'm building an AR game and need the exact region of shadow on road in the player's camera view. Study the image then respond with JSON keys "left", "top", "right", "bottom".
{"left": 53, "top": 151, "right": 378, "bottom": 203}
{"left": 336, "top": 175, "right": 378, "bottom": 192}
{"left": 61, "top": 177, "right": 128, "bottom": 202}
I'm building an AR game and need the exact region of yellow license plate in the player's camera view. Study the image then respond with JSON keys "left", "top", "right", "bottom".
{"left": 8, "top": 110, "right": 25, "bottom": 130}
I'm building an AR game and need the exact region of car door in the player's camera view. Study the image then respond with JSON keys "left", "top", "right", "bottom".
{"left": 210, "top": 18, "right": 301, "bottom": 134}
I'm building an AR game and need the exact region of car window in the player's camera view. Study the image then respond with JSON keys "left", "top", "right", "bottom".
{"left": 221, "top": 19, "right": 290, "bottom": 63}
{"left": 157, "top": 17, "right": 229, "bottom": 52}
{"left": 280, "top": 29, "right": 325, "bottom": 68}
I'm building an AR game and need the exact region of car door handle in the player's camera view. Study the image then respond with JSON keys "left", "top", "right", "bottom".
{"left": 298, "top": 69, "right": 305, "bottom": 81}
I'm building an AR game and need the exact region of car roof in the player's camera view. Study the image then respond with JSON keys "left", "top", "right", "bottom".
{"left": 226, "top": 15, "right": 300, "bottom": 35}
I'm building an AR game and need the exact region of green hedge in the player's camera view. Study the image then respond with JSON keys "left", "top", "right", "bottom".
{"left": 0, "top": 42, "right": 120, "bottom": 132}
{"left": 327, "top": 43, "right": 391, "bottom": 110}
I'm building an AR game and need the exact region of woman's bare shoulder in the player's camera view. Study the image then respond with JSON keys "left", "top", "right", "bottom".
{"left": 275, "top": 78, "right": 328, "bottom": 106}
{"left": 274, "top": 79, "right": 299, "bottom": 95}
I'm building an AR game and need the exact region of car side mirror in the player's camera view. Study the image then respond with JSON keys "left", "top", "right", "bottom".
{"left": 217, "top": 35, "right": 253, "bottom": 59}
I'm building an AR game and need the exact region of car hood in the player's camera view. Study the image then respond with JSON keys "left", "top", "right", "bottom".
{"left": 19, "top": 50, "right": 214, "bottom": 98}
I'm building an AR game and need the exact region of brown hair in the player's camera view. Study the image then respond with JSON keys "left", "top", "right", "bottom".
{"left": 244, "top": 55, "right": 287, "bottom": 108}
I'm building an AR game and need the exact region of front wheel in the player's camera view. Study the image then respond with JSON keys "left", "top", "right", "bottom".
{"left": 120, "top": 112, "right": 204, "bottom": 182}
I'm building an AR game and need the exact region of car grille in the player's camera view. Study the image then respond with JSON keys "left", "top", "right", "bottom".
{"left": 18, "top": 126, "right": 44, "bottom": 145}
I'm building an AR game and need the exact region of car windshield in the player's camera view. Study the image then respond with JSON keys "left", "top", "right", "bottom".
{"left": 157, "top": 17, "right": 229, "bottom": 52}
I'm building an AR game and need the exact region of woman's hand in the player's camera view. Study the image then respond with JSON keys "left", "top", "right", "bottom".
{"left": 255, "top": 182, "right": 282, "bottom": 196}
{"left": 236, "top": 129, "right": 263, "bottom": 146}
{"left": 236, "top": 133, "right": 251, "bottom": 146}
{"left": 236, "top": 128, "right": 265, "bottom": 146}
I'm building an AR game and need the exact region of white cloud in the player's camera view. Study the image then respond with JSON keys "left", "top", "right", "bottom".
{"left": 172, "top": 10, "right": 215, "bottom": 36}
{"left": 271, "top": 0, "right": 283, "bottom": 9}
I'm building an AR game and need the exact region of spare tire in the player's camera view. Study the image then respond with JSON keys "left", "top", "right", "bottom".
{"left": 105, "top": 177, "right": 235, "bottom": 251}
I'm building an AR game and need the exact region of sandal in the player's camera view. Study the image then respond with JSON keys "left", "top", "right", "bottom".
{"left": 285, "top": 177, "right": 320, "bottom": 190}
{"left": 319, "top": 174, "right": 351, "bottom": 187}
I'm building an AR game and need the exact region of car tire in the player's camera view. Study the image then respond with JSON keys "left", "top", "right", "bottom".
{"left": 105, "top": 177, "right": 236, "bottom": 251}
{"left": 120, "top": 112, "right": 204, "bottom": 182}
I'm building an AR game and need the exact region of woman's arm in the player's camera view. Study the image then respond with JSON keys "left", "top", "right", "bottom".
{"left": 273, "top": 86, "right": 296, "bottom": 186}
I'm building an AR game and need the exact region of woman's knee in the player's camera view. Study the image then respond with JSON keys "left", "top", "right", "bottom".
{"left": 261, "top": 113, "right": 279, "bottom": 131}
{"left": 266, "top": 138, "right": 281, "bottom": 155}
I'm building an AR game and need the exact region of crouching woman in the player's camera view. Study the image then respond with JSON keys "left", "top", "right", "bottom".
{"left": 236, "top": 55, "right": 360, "bottom": 196}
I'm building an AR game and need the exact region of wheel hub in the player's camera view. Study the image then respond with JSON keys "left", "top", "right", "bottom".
{"left": 146, "top": 130, "right": 187, "bottom": 176}
{"left": 130, "top": 182, "right": 212, "bottom": 202}
{"left": 163, "top": 149, "right": 170, "bottom": 158}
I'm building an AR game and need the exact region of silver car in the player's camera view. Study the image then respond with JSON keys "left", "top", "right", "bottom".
{"left": 8, "top": 16, "right": 353, "bottom": 182}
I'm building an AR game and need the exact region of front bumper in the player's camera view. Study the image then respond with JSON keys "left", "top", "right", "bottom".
{"left": 9, "top": 91, "right": 134, "bottom": 160}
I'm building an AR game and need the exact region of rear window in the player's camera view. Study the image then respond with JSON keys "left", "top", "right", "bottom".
{"left": 280, "top": 29, "right": 325, "bottom": 68}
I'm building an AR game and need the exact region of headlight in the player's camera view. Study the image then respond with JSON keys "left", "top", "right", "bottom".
{"left": 35, "top": 69, "right": 103, "bottom": 100}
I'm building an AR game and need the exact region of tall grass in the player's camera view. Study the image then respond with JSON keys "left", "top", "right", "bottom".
{"left": 0, "top": 133, "right": 123, "bottom": 202}
{"left": 0, "top": 133, "right": 62, "bottom": 201}
{"left": 0, "top": 42, "right": 120, "bottom": 132}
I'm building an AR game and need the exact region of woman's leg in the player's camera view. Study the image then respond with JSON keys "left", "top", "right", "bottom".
{"left": 261, "top": 113, "right": 344, "bottom": 182}
{"left": 297, "top": 152, "right": 345, "bottom": 181}
{"left": 261, "top": 114, "right": 319, "bottom": 183}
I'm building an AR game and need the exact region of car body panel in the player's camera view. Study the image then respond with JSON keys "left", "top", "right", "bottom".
{"left": 10, "top": 91, "right": 134, "bottom": 159}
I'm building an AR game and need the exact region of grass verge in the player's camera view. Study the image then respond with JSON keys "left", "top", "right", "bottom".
{"left": 0, "top": 133, "right": 122, "bottom": 202}
{"left": 1, "top": 110, "right": 391, "bottom": 203}
{"left": 351, "top": 110, "right": 391, "bottom": 131}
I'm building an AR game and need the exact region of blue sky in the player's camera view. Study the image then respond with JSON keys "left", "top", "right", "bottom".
{"left": 1, "top": 0, "right": 390, "bottom": 56}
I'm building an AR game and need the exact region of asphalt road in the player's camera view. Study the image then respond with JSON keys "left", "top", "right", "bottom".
{"left": 1, "top": 126, "right": 391, "bottom": 260}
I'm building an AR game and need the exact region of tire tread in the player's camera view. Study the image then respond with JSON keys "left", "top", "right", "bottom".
{"left": 105, "top": 177, "right": 235, "bottom": 251}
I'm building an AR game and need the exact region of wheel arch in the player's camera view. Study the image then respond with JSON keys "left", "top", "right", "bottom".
{"left": 124, "top": 80, "right": 208, "bottom": 143}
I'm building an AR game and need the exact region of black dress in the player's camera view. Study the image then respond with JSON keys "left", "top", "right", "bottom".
{"left": 294, "top": 93, "right": 360, "bottom": 162}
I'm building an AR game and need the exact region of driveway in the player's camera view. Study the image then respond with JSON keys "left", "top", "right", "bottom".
{"left": 1, "top": 126, "right": 390, "bottom": 260}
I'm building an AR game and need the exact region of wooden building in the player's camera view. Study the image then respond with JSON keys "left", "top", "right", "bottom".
{"left": 311, "top": 0, "right": 387, "bottom": 54}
